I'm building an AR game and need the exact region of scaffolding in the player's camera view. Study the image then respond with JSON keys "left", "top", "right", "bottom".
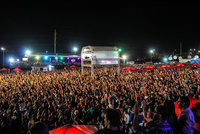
{"left": 81, "top": 46, "right": 120, "bottom": 77}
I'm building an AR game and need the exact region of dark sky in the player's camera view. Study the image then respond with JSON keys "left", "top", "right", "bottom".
{"left": 1, "top": 3, "right": 200, "bottom": 60}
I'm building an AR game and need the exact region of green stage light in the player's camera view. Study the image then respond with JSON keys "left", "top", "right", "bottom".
{"left": 60, "top": 56, "right": 64, "bottom": 60}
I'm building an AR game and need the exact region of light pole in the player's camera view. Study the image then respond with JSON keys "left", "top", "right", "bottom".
{"left": 1, "top": 47, "right": 5, "bottom": 67}
{"left": 25, "top": 50, "right": 32, "bottom": 62}
{"left": 118, "top": 48, "right": 122, "bottom": 60}
{"left": 25, "top": 50, "right": 32, "bottom": 57}
{"left": 149, "top": 49, "right": 154, "bottom": 63}
{"left": 122, "top": 55, "right": 127, "bottom": 65}
{"left": 73, "top": 47, "right": 78, "bottom": 55}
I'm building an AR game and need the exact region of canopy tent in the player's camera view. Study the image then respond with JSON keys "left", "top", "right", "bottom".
{"left": 122, "top": 66, "right": 140, "bottom": 72}
{"left": 0, "top": 68, "right": 8, "bottom": 72}
{"left": 13, "top": 68, "right": 22, "bottom": 72}
{"left": 174, "top": 97, "right": 199, "bottom": 118}
{"left": 157, "top": 64, "right": 173, "bottom": 69}
{"left": 141, "top": 65, "right": 155, "bottom": 70}
{"left": 70, "top": 65, "right": 78, "bottom": 68}
{"left": 173, "top": 63, "right": 186, "bottom": 68}
{"left": 121, "top": 69, "right": 129, "bottom": 72}
{"left": 122, "top": 69, "right": 140, "bottom": 72}
{"left": 189, "top": 62, "right": 200, "bottom": 66}
{"left": 190, "top": 59, "right": 200, "bottom": 64}
{"left": 125, "top": 66, "right": 136, "bottom": 70}
{"left": 49, "top": 125, "right": 97, "bottom": 134}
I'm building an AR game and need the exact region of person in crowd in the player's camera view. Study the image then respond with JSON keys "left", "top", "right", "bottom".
{"left": 191, "top": 102, "right": 200, "bottom": 134}
{"left": 27, "top": 122, "right": 49, "bottom": 134}
{"left": 164, "top": 100, "right": 179, "bottom": 133}
{"left": 155, "top": 106, "right": 173, "bottom": 134}
{"left": 178, "top": 96, "right": 195, "bottom": 134}
{"left": 95, "top": 108, "right": 122, "bottom": 134}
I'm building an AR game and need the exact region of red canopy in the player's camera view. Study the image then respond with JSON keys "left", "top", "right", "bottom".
{"left": 174, "top": 97, "right": 200, "bottom": 118}
{"left": 70, "top": 65, "right": 78, "bottom": 68}
{"left": 157, "top": 64, "right": 173, "bottom": 69}
{"left": 122, "top": 66, "right": 140, "bottom": 72}
{"left": 13, "top": 68, "right": 22, "bottom": 72}
{"left": 141, "top": 65, "right": 155, "bottom": 70}
{"left": 122, "top": 69, "right": 128, "bottom": 72}
{"left": 190, "top": 62, "right": 200, "bottom": 66}
{"left": 126, "top": 66, "right": 136, "bottom": 70}
{"left": 173, "top": 63, "right": 186, "bottom": 68}
{"left": 49, "top": 125, "right": 97, "bottom": 134}
{"left": 0, "top": 68, "right": 8, "bottom": 72}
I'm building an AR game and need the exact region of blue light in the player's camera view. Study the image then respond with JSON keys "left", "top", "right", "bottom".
{"left": 9, "top": 58, "right": 14, "bottom": 63}
{"left": 44, "top": 56, "right": 48, "bottom": 60}
{"left": 163, "top": 57, "right": 168, "bottom": 62}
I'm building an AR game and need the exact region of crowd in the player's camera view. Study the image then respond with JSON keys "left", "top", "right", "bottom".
{"left": 0, "top": 66, "right": 200, "bottom": 134}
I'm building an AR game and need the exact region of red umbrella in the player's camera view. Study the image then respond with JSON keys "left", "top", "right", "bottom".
{"left": 126, "top": 66, "right": 136, "bottom": 70}
{"left": 0, "top": 68, "right": 8, "bottom": 72}
{"left": 13, "top": 68, "right": 22, "bottom": 72}
{"left": 173, "top": 63, "right": 186, "bottom": 68}
{"left": 49, "top": 125, "right": 97, "bottom": 134}
{"left": 157, "top": 64, "right": 173, "bottom": 69}
{"left": 122, "top": 69, "right": 128, "bottom": 72}
{"left": 190, "top": 62, "right": 200, "bottom": 66}
{"left": 122, "top": 66, "right": 140, "bottom": 72}
{"left": 141, "top": 65, "right": 155, "bottom": 70}
{"left": 70, "top": 65, "right": 78, "bottom": 68}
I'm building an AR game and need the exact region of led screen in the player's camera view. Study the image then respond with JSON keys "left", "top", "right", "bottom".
{"left": 96, "top": 59, "right": 119, "bottom": 65}
{"left": 94, "top": 51, "right": 118, "bottom": 59}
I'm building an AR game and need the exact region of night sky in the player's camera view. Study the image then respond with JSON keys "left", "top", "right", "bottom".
{"left": 1, "top": 3, "right": 200, "bottom": 62}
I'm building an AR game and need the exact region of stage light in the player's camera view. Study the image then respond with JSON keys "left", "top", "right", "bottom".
{"left": 122, "top": 55, "right": 127, "bottom": 64}
{"left": 67, "top": 57, "right": 70, "bottom": 60}
{"left": 168, "top": 56, "right": 172, "bottom": 61}
{"left": 35, "top": 55, "right": 40, "bottom": 60}
{"left": 122, "top": 55, "right": 127, "bottom": 60}
{"left": 163, "top": 58, "right": 168, "bottom": 62}
{"left": 25, "top": 50, "right": 32, "bottom": 56}
{"left": 9, "top": 58, "right": 14, "bottom": 63}
{"left": 173, "top": 56, "right": 177, "bottom": 60}
{"left": 60, "top": 57, "right": 64, "bottom": 60}
{"left": 149, "top": 49, "right": 154, "bottom": 54}
{"left": 73, "top": 47, "right": 78, "bottom": 55}
{"left": 118, "top": 48, "right": 122, "bottom": 52}
{"left": 73, "top": 47, "right": 78, "bottom": 52}
{"left": 1, "top": 47, "right": 5, "bottom": 66}
{"left": 44, "top": 56, "right": 48, "bottom": 60}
